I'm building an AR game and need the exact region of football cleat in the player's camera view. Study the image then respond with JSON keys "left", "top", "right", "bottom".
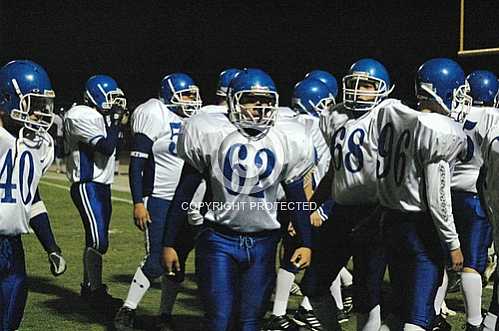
{"left": 292, "top": 306, "right": 323, "bottom": 331}
{"left": 336, "top": 308, "right": 350, "bottom": 324}
{"left": 431, "top": 314, "right": 451, "bottom": 331}
{"left": 262, "top": 314, "right": 298, "bottom": 331}
{"left": 48, "top": 251, "right": 67, "bottom": 277}
{"left": 465, "top": 323, "right": 483, "bottom": 331}
{"left": 157, "top": 313, "right": 176, "bottom": 331}
{"left": 114, "top": 306, "right": 135, "bottom": 331}
{"left": 81, "top": 284, "right": 123, "bottom": 313}
{"left": 289, "top": 282, "right": 303, "bottom": 296}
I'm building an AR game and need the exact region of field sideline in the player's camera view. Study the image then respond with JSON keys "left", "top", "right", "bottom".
{"left": 17, "top": 172, "right": 493, "bottom": 330}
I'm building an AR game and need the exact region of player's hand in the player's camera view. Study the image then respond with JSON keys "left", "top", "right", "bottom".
{"left": 133, "top": 203, "right": 151, "bottom": 231}
{"left": 310, "top": 211, "right": 323, "bottom": 228}
{"left": 290, "top": 247, "right": 312, "bottom": 269}
{"left": 120, "top": 111, "right": 130, "bottom": 126}
{"left": 162, "top": 247, "right": 180, "bottom": 275}
{"left": 287, "top": 222, "right": 296, "bottom": 237}
{"left": 109, "top": 105, "right": 125, "bottom": 126}
{"left": 450, "top": 247, "right": 464, "bottom": 271}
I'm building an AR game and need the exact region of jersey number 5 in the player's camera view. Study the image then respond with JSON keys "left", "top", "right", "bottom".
{"left": 0, "top": 149, "right": 35, "bottom": 204}
{"left": 169, "top": 122, "right": 182, "bottom": 156}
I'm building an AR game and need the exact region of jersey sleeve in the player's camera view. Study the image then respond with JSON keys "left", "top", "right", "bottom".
{"left": 481, "top": 124, "right": 499, "bottom": 166}
{"left": 476, "top": 107, "right": 499, "bottom": 146}
{"left": 281, "top": 122, "right": 315, "bottom": 184}
{"left": 131, "top": 101, "right": 166, "bottom": 142}
{"left": 416, "top": 114, "right": 467, "bottom": 166}
{"left": 41, "top": 135, "right": 55, "bottom": 175}
{"left": 177, "top": 118, "right": 207, "bottom": 174}
{"left": 65, "top": 114, "right": 106, "bottom": 146}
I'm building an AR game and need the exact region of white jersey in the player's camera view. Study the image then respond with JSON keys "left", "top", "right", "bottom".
{"left": 371, "top": 100, "right": 466, "bottom": 250}
{"left": 131, "top": 98, "right": 184, "bottom": 200}
{"left": 451, "top": 106, "right": 486, "bottom": 193}
{"left": 277, "top": 106, "right": 296, "bottom": 119}
{"left": 481, "top": 122, "right": 499, "bottom": 226}
{"left": 295, "top": 113, "right": 330, "bottom": 183}
{"left": 319, "top": 102, "right": 351, "bottom": 145}
{"left": 198, "top": 104, "right": 228, "bottom": 114}
{"left": 320, "top": 103, "right": 378, "bottom": 205}
{"left": 178, "top": 112, "right": 315, "bottom": 232}
{"left": 64, "top": 105, "right": 115, "bottom": 184}
{"left": 53, "top": 114, "right": 64, "bottom": 137}
{"left": 0, "top": 128, "right": 54, "bottom": 235}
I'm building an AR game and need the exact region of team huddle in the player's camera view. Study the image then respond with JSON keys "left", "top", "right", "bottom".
{"left": 1, "top": 57, "right": 499, "bottom": 331}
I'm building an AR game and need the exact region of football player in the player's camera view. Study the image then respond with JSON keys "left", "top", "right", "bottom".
{"left": 198, "top": 68, "right": 240, "bottom": 115}
{"left": 0, "top": 60, "right": 56, "bottom": 330}
{"left": 161, "top": 68, "right": 314, "bottom": 331}
{"left": 450, "top": 70, "right": 497, "bottom": 330}
{"left": 478, "top": 120, "right": 499, "bottom": 331}
{"left": 114, "top": 73, "right": 202, "bottom": 331}
{"left": 64, "top": 74, "right": 127, "bottom": 311}
{"left": 371, "top": 58, "right": 468, "bottom": 331}
{"left": 263, "top": 77, "right": 335, "bottom": 331}
{"left": 304, "top": 70, "right": 339, "bottom": 100}
{"left": 305, "top": 59, "right": 392, "bottom": 331}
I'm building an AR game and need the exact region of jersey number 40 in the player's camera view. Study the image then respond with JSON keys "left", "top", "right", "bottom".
{"left": 0, "top": 149, "right": 35, "bottom": 204}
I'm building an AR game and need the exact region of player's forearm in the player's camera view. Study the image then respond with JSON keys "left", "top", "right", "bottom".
{"left": 129, "top": 157, "right": 147, "bottom": 204}
{"left": 309, "top": 169, "right": 333, "bottom": 208}
{"left": 129, "top": 133, "right": 154, "bottom": 204}
{"left": 94, "top": 124, "right": 119, "bottom": 156}
{"left": 283, "top": 178, "right": 313, "bottom": 248}
{"left": 162, "top": 163, "right": 204, "bottom": 247}
{"left": 317, "top": 199, "right": 334, "bottom": 221}
{"left": 425, "top": 161, "right": 460, "bottom": 251}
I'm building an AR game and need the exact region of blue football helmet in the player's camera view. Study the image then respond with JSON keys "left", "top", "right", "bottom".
{"left": 343, "top": 58, "right": 393, "bottom": 111}
{"left": 292, "top": 78, "right": 335, "bottom": 117}
{"left": 227, "top": 68, "right": 279, "bottom": 135}
{"left": 216, "top": 68, "right": 242, "bottom": 97}
{"left": 466, "top": 70, "right": 498, "bottom": 106}
{"left": 304, "top": 70, "right": 339, "bottom": 98}
{"left": 84, "top": 75, "right": 126, "bottom": 111}
{"left": 160, "top": 73, "right": 202, "bottom": 117}
{"left": 416, "top": 58, "right": 472, "bottom": 121}
{"left": 0, "top": 60, "right": 55, "bottom": 134}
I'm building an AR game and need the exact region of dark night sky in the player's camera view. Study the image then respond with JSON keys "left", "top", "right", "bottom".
{"left": 1, "top": 0, "right": 499, "bottom": 108}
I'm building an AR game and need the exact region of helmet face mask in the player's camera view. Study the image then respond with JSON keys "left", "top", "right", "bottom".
{"left": 229, "top": 89, "right": 278, "bottom": 135}
{"left": 160, "top": 73, "right": 202, "bottom": 118}
{"left": 343, "top": 72, "right": 389, "bottom": 111}
{"left": 11, "top": 90, "right": 55, "bottom": 134}
{"left": 167, "top": 85, "right": 202, "bottom": 117}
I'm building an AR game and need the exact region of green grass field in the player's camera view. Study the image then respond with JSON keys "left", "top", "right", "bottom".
{"left": 17, "top": 175, "right": 493, "bottom": 330}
